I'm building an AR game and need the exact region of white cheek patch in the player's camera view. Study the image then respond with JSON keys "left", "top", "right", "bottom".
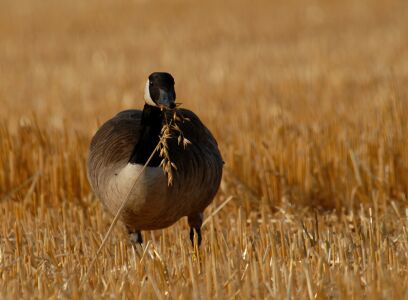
{"left": 144, "top": 80, "right": 157, "bottom": 106}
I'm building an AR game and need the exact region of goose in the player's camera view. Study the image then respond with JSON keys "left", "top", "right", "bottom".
{"left": 87, "top": 72, "right": 223, "bottom": 246}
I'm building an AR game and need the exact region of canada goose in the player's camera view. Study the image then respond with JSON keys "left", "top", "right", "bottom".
{"left": 87, "top": 72, "right": 223, "bottom": 246}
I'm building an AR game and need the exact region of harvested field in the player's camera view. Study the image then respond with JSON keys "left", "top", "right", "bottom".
{"left": 1, "top": 0, "right": 408, "bottom": 298}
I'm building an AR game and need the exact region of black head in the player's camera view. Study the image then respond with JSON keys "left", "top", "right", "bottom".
{"left": 144, "top": 72, "right": 176, "bottom": 109}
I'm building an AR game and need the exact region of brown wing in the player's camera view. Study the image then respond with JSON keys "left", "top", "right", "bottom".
{"left": 87, "top": 109, "right": 143, "bottom": 192}
{"left": 165, "top": 109, "right": 224, "bottom": 212}
{"left": 175, "top": 108, "right": 220, "bottom": 149}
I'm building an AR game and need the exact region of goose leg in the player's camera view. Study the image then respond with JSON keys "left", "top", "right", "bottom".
{"left": 189, "top": 227, "right": 202, "bottom": 246}
{"left": 188, "top": 213, "right": 203, "bottom": 247}
{"left": 129, "top": 230, "right": 143, "bottom": 245}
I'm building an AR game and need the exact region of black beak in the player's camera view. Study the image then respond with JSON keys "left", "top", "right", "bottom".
{"left": 157, "top": 89, "right": 176, "bottom": 109}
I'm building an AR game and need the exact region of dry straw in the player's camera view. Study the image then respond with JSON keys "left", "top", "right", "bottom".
{"left": 2, "top": 0, "right": 408, "bottom": 297}
{"left": 159, "top": 105, "right": 191, "bottom": 185}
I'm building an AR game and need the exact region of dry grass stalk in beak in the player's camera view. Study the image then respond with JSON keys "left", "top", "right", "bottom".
{"left": 159, "top": 105, "right": 191, "bottom": 186}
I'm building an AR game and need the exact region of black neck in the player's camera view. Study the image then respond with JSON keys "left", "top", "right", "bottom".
{"left": 129, "top": 104, "right": 163, "bottom": 166}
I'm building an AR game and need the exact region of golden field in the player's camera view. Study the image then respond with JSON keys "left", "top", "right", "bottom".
{"left": 1, "top": 0, "right": 408, "bottom": 298}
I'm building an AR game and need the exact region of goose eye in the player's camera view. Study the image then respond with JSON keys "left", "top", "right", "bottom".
{"left": 149, "top": 81, "right": 153, "bottom": 85}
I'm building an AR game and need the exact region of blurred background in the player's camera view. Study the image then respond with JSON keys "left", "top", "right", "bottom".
{"left": 1, "top": 0, "right": 408, "bottom": 208}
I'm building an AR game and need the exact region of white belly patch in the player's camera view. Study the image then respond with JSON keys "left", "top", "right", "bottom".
{"left": 102, "top": 163, "right": 167, "bottom": 214}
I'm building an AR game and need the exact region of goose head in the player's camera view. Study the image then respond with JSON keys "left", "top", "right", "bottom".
{"left": 144, "top": 72, "right": 176, "bottom": 109}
